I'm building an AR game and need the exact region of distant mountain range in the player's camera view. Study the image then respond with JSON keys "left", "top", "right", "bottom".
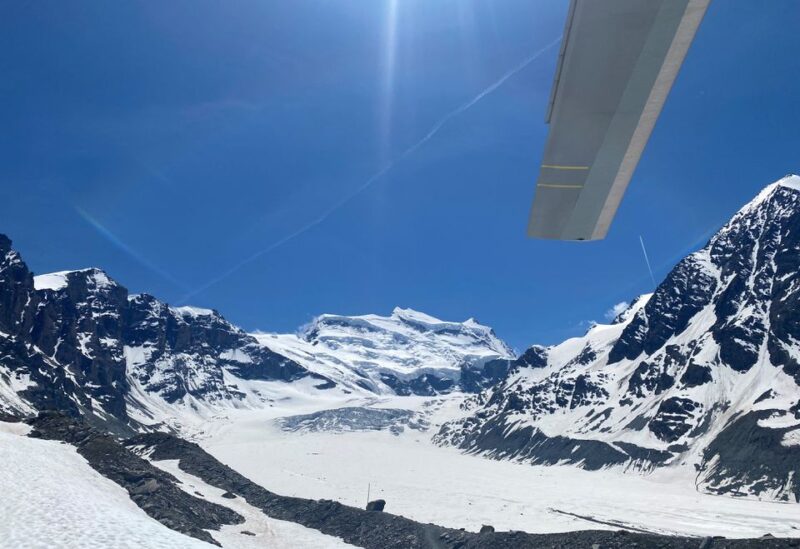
{"left": 0, "top": 238, "right": 513, "bottom": 433}
{"left": 2, "top": 175, "right": 800, "bottom": 505}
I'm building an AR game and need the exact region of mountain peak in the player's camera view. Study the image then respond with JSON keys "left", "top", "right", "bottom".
{"left": 261, "top": 306, "right": 514, "bottom": 396}
{"left": 0, "top": 234, "right": 11, "bottom": 254}
{"left": 778, "top": 173, "right": 800, "bottom": 189}
{"left": 391, "top": 306, "right": 435, "bottom": 321}
{"left": 610, "top": 293, "right": 653, "bottom": 325}
{"left": 390, "top": 306, "right": 481, "bottom": 328}
{"left": 707, "top": 174, "right": 800, "bottom": 255}
{"left": 33, "top": 268, "right": 116, "bottom": 292}
{"left": 735, "top": 174, "right": 800, "bottom": 214}
{"left": 169, "top": 305, "right": 217, "bottom": 319}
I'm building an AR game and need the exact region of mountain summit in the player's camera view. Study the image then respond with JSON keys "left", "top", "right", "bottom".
{"left": 254, "top": 306, "right": 514, "bottom": 395}
{"left": 435, "top": 175, "right": 800, "bottom": 502}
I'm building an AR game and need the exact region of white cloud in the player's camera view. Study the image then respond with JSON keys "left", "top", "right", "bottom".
{"left": 605, "top": 301, "right": 630, "bottom": 322}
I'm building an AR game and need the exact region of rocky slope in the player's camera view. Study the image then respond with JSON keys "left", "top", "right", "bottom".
{"left": 435, "top": 175, "right": 800, "bottom": 502}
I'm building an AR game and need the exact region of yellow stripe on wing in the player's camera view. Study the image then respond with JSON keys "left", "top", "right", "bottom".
{"left": 537, "top": 183, "right": 584, "bottom": 189}
{"left": 541, "top": 164, "right": 590, "bottom": 170}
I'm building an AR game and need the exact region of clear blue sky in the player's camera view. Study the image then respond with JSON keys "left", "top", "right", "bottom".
{"left": 2, "top": 1, "right": 798, "bottom": 351}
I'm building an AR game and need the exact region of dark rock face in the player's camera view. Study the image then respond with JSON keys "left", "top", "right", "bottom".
{"left": 569, "top": 344, "right": 597, "bottom": 367}
{"left": 568, "top": 374, "right": 608, "bottom": 408}
{"left": 379, "top": 372, "right": 457, "bottom": 396}
{"left": 514, "top": 346, "right": 548, "bottom": 370}
{"left": 607, "top": 184, "right": 800, "bottom": 373}
{"left": 379, "top": 362, "right": 513, "bottom": 396}
{"left": 753, "top": 390, "right": 776, "bottom": 405}
{"left": 0, "top": 410, "right": 23, "bottom": 423}
{"left": 122, "top": 294, "right": 314, "bottom": 406}
{"left": 609, "top": 255, "right": 717, "bottom": 364}
{"left": 0, "top": 265, "right": 133, "bottom": 430}
{"left": 0, "top": 235, "right": 317, "bottom": 428}
{"left": 699, "top": 410, "right": 800, "bottom": 503}
{"left": 459, "top": 359, "right": 513, "bottom": 393}
{"left": 0, "top": 331, "right": 84, "bottom": 418}
{"left": 681, "top": 363, "right": 713, "bottom": 387}
{"left": 648, "top": 397, "right": 701, "bottom": 443}
{"left": 434, "top": 418, "right": 661, "bottom": 472}
{"left": 458, "top": 347, "right": 550, "bottom": 394}
{"left": 627, "top": 361, "right": 675, "bottom": 397}
{"left": 0, "top": 235, "right": 37, "bottom": 338}
{"left": 30, "top": 269, "right": 131, "bottom": 420}
{"left": 712, "top": 184, "right": 800, "bottom": 382}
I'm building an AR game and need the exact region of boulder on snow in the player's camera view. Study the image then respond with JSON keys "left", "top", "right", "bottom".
{"left": 479, "top": 525, "right": 495, "bottom": 534}
{"left": 366, "top": 499, "right": 385, "bottom": 512}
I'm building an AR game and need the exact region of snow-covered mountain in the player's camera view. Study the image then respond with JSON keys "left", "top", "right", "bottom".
{"left": 3, "top": 175, "right": 800, "bottom": 510}
{"left": 0, "top": 236, "right": 514, "bottom": 431}
{"left": 435, "top": 175, "right": 800, "bottom": 502}
{"left": 254, "top": 308, "right": 514, "bottom": 395}
{"left": 0, "top": 244, "right": 335, "bottom": 431}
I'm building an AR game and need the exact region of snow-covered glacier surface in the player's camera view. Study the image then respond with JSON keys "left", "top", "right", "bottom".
{"left": 195, "top": 396, "right": 800, "bottom": 540}
{"left": 0, "top": 423, "right": 212, "bottom": 549}
{"left": 0, "top": 420, "right": 358, "bottom": 549}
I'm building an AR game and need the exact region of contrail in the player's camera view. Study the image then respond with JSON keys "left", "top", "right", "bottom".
{"left": 178, "top": 37, "right": 561, "bottom": 304}
{"left": 397, "top": 36, "right": 562, "bottom": 161}
{"left": 75, "top": 206, "right": 188, "bottom": 291}
{"left": 639, "top": 235, "right": 657, "bottom": 287}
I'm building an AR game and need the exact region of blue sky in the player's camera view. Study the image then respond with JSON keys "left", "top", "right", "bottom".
{"left": 2, "top": 1, "right": 799, "bottom": 351}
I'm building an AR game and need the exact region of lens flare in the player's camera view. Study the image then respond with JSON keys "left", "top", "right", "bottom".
{"left": 75, "top": 206, "right": 187, "bottom": 291}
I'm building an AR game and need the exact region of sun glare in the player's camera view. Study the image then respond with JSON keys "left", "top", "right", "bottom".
{"left": 379, "top": 0, "right": 399, "bottom": 163}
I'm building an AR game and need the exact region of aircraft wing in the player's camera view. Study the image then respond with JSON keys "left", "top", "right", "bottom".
{"left": 528, "top": 0, "right": 711, "bottom": 241}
